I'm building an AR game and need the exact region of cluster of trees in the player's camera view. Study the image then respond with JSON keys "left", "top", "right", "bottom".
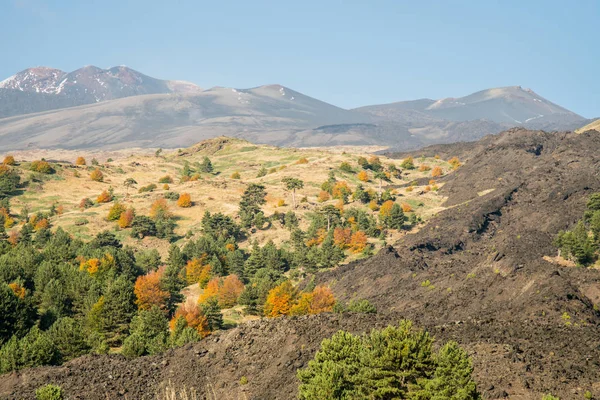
{"left": 0, "top": 151, "right": 423, "bottom": 376}
{"left": 263, "top": 282, "right": 335, "bottom": 317}
{"left": 297, "top": 320, "right": 481, "bottom": 399}
{"left": 555, "top": 193, "right": 600, "bottom": 266}
{"left": 0, "top": 224, "right": 216, "bottom": 372}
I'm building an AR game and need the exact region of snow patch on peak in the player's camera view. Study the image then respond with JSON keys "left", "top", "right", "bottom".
{"left": 0, "top": 75, "right": 16, "bottom": 88}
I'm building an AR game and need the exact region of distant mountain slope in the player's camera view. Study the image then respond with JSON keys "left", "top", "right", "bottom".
{"left": 0, "top": 85, "right": 369, "bottom": 150}
{"left": 355, "top": 86, "right": 586, "bottom": 128}
{"left": 0, "top": 65, "right": 201, "bottom": 118}
{"left": 0, "top": 66, "right": 589, "bottom": 150}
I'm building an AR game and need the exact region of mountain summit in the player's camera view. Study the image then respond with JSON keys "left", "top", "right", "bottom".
{"left": 0, "top": 65, "right": 202, "bottom": 118}
{"left": 354, "top": 86, "right": 583, "bottom": 127}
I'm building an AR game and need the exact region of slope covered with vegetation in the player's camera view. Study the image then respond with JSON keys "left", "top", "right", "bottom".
{"left": 0, "top": 137, "right": 463, "bottom": 393}
{"left": 4, "top": 130, "right": 596, "bottom": 399}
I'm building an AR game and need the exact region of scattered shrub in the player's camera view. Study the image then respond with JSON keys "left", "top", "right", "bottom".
{"left": 347, "top": 298, "right": 377, "bottom": 314}
{"left": 357, "top": 170, "right": 369, "bottom": 182}
{"left": 317, "top": 191, "right": 330, "bottom": 202}
{"left": 79, "top": 198, "right": 94, "bottom": 210}
{"left": 368, "top": 200, "right": 379, "bottom": 211}
{"left": 90, "top": 168, "right": 104, "bottom": 182}
{"left": 3, "top": 155, "right": 15, "bottom": 166}
{"left": 30, "top": 160, "right": 53, "bottom": 174}
{"left": 158, "top": 175, "right": 173, "bottom": 184}
{"left": 74, "top": 218, "right": 89, "bottom": 226}
{"left": 177, "top": 193, "right": 192, "bottom": 208}
{"left": 75, "top": 157, "right": 86, "bottom": 166}
{"left": 35, "top": 384, "right": 63, "bottom": 400}
{"left": 256, "top": 167, "right": 267, "bottom": 178}
{"left": 431, "top": 166, "right": 443, "bottom": 177}
{"left": 150, "top": 199, "right": 173, "bottom": 222}
{"left": 138, "top": 184, "right": 157, "bottom": 193}
{"left": 339, "top": 161, "right": 353, "bottom": 173}
{"left": 400, "top": 156, "right": 415, "bottom": 170}
{"left": 401, "top": 203, "right": 413, "bottom": 212}
{"left": 118, "top": 208, "right": 135, "bottom": 228}
{"left": 449, "top": 156, "right": 462, "bottom": 169}
{"left": 231, "top": 171, "right": 241, "bottom": 179}
{"left": 419, "top": 164, "right": 431, "bottom": 172}
{"left": 107, "top": 202, "right": 126, "bottom": 221}
{"left": 296, "top": 157, "right": 309, "bottom": 164}
{"left": 96, "top": 190, "right": 112, "bottom": 203}
{"left": 162, "top": 191, "right": 179, "bottom": 201}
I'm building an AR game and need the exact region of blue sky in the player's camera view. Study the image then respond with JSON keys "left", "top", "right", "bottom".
{"left": 1, "top": 0, "right": 598, "bottom": 117}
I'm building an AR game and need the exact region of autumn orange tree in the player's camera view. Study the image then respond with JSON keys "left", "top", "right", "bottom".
{"left": 177, "top": 193, "right": 192, "bottom": 208}
{"left": 418, "top": 164, "right": 431, "bottom": 172}
{"left": 379, "top": 200, "right": 395, "bottom": 219}
{"left": 318, "top": 191, "right": 330, "bottom": 202}
{"left": 333, "top": 227, "right": 352, "bottom": 249}
{"left": 118, "top": 208, "right": 135, "bottom": 228}
{"left": 264, "top": 281, "right": 297, "bottom": 317}
{"left": 150, "top": 198, "right": 171, "bottom": 220}
{"left": 290, "top": 285, "right": 336, "bottom": 316}
{"left": 75, "top": 156, "right": 86, "bottom": 166}
{"left": 218, "top": 275, "right": 245, "bottom": 308}
{"left": 90, "top": 168, "right": 104, "bottom": 182}
{"left": 170, "top": 301, "right": 210, "bottom": 337}
{"left": 349, "top": 231, "right": 368, "bottom": 253}
{"left": 134, "top": 267, "right": 170, "bottom": 311}
{"left": 8, "top": 282, "right": 26, "bottom": 299}
{"left": 96, "top": 189, "right": 112, "bottom": 203}
{"left": 184, "top": 255, "right": 209, "bottom": 285}
{"left": 198, "top": 277, "right": 220, "bottom": 305}
{"left": 34, "top": 218, "right": 49, "bottom": 231}
{"left": 8, "top": 230, "right": 18, "bottom": 246}
{"left": 198, "top": 265, "right": 212, "bottom": 288}
{"left": 401, "top": 203, "right": 413, "bottom": 212}
{"left": 431, "top": 166, "right": 443, "bottom": 177}
{"left": 357, "top": 170, "right": 369, "bottom": 182}
{"left": 3, "top": 155, "right": 15, "bottom": 166}
{"left": 78, "top": 197, "right": 92, "bottom": 210}
{"left": 332, "top": 181, "right": 352, "bottom": 202}
{"left": 308, "top": 286, "right": 336, "bottom": 313}
{"left": 448, "top": 157, "right": 461, "bottom": 169}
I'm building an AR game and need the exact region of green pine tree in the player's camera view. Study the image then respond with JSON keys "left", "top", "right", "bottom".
{"left": 201, "top": 297, "right": 223, "bottom": 331}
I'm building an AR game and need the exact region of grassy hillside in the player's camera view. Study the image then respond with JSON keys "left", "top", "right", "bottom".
{"left": 576, "top": 118, "right": 600, "bottom": 133}
{"left": 3, "top": 137, "right": 454, "bottom": 257}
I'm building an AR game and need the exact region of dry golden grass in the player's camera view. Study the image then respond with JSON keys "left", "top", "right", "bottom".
{"left": 6, "top": 137, "right": 454, "bottom": 255}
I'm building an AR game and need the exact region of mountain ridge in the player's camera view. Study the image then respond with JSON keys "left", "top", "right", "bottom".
{"left": 0, "top": 65, "right": 591, "bottom": 151}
